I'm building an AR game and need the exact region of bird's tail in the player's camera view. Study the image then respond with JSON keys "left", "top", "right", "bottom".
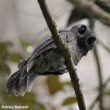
{"left": 7, "top": 59, "right": 38, "bottom": 96}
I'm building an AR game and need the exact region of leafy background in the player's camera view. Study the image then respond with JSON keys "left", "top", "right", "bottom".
{"left": 0, "top": 0, "right": 110, "bottom": 110}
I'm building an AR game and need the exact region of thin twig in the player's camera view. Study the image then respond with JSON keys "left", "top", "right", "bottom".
{"left": 89, "top": 76, "right": 110, "bottom": 110}
{"left": 37, "top": 0, "right": 86, "bottom": 110}
{"left": 68, "top": 0, "right": 110, "bottom": 26}
{"left": 89, "top": 18, "right": 104, "bottom": 110}
{"left": 93, "top": 47, "right": 104, "bottom": 110}
{"left": 98, "top": 39, "right": 110, "bottom": 53}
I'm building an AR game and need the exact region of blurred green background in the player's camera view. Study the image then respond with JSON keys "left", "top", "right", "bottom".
{"left": 0, "top": 0, "right": 110, "bottom": 110}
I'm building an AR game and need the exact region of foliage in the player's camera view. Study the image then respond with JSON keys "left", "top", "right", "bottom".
{"left": 62, "top": 97, "right": 77, "bottom": 106}
{"left": 0, "top": 41, "right": 76, "bottom": 110}
{"left": 46, "top": 76, "right": 63, "bottom": 95}
{"left": 0, "top": 41, "right": 45, "bottom": 110}
{"left": 0, "top": 0, "right": 110, "bottom": 110}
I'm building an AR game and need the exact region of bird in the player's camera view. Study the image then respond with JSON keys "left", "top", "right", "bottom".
{"left": 7, "top": 24, "right": 96, "bottom": 96}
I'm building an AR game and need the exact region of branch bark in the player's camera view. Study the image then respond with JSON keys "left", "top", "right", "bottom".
{"left": 37, "top": 0, "right": 86, "bottom": 110}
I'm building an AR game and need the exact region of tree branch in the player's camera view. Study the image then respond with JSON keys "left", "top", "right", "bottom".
{"left": 68, "top": 0, "right": 110, "bottom": 26}
{"left": 37, "top": 0, "right": 86, "bottom": 110}
{"left": 98, "top": 39, "right": 110, "bottom": 53}
{"left": 89, "top": 75, "right": 110, "bottom": 110}
{"left": 93, "top": 47, "right": 104, "bottom": 110}
{"left": 89, "top": 18, "right": 104, "bottom": 110}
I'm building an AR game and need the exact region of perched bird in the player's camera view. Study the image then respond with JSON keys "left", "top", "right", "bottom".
{"left": 7, "top": 24, "right": 96, "bottom": 96}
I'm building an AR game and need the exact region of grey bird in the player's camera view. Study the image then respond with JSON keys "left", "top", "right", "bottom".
{"left": 7, "top": 24, "right": 96, "bottom": 96}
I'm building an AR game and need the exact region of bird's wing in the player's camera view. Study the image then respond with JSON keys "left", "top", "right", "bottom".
{"left": 26, "top": 30, "right": 71, "bottom": 72}
{"left": 26, "top": 38, "right": 56, "bottom": 72}
{"left": 31, "top": 38, "right": 54, "bottom": 56}
{"left": 33, "top": 38, "right": 55, "bottom": 56}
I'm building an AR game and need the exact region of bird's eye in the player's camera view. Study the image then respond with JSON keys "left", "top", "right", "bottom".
{"left": 78, "top": 25, "right": 87, "bottom": 34}
{"left": 87, "top": 37, "right": 96, "bottom": 45}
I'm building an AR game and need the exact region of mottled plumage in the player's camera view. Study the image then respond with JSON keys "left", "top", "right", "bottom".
{"left": 7, "top": 24, "right": 96, "bottom": 96}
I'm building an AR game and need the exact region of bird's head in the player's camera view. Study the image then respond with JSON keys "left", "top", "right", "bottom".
{"left": 71, "top": 24, "right": 96, "bottom": 55}
{"left": 70, "top": 24, "right": 96, "bottom": 65}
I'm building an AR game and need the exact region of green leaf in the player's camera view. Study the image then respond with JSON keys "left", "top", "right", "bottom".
{"left": 1, "top": 88, "right": 47, "bottom": 110}
{"left": 2, "top": 91, "right": 37, "bottom": 110}
{"left": 104, "top": 89, "right": 110, "bottom": 96}
{"left": 19, "top": 38, "right": 30, "bottom": 49}
{"left": 0, "top": 63, "right": 10, "bottom": 75}
{"left": 0, "top": 42, "right": 13, "bottom": 54}
{"left": 0, "top": 42, "right": 14, "bottom": 62}
{"left": 0, "top": 41, "right": 13, "bottom": 48}
{"left": 8, "top": 52, "right": 23, "bottom": 63}
{"left": 0, "top": 43, "right": 8, "bottom": 58}
{"left": 46, "top": 76, "right": 63, "bottom": 95}
{"left": 62, "top": 97, "right": 77, "bottom": 106}
{"left": 37, "top": 103, "right": 46, "bottom": 110}
{"left": 62, "top": 81, "right": 72, "bottom": 87}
